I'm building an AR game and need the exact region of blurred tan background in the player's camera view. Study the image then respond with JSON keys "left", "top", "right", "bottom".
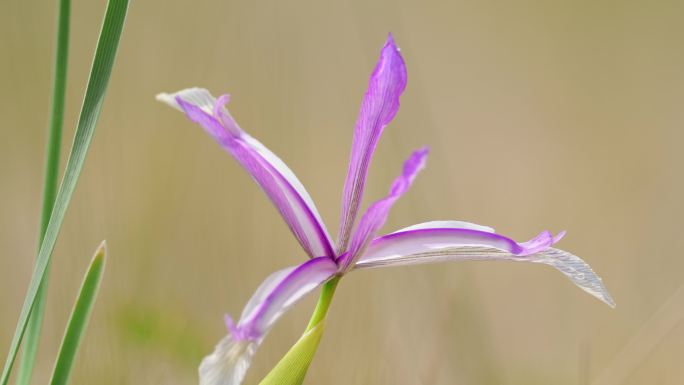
{"left": 2, "top": 0, "right": 683, "bottom": 383}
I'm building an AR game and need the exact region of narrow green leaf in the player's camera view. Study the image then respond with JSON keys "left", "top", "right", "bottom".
{"left": 18, "top": 0, "right": 71, "bottom": 382}
{"left": 49, "top": 242, "right": 107, "bottom": 385}
{"left": 0, "top": 0, "right": 128, "bottom": 382}
{"left": 258, "top": 319, "right": 327, "bottom": 385}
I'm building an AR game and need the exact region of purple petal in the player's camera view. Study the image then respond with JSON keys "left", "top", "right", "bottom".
{"left": 353, "top": 222, "right": 614, "bottom": 307}
{"left": 336, "top": 147, "right": 428, "bottom": 272}
{"left": 199, "top": 257, "right": 337, "bottom": 385}
{"left": 337, "top": 34, "right": 408, "bottom": 254}
{"left": 157, "top": 88, "right": 335, "bottom": 258}
{"left": 236, "top": 257, "right": 337, "bottom": 338}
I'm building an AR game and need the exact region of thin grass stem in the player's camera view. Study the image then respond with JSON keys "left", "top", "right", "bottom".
{"left": 17, "top": 0, "right": 71, "bottom": 383}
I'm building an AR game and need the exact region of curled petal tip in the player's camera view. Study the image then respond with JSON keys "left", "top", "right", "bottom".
{"left": 553, "top": 230, "right": 567, "bottom": 243}
{"left": 517, "top": 230, "right": 555, "bottom": 256}
{"left": 224, "top": 314, "right": 243, "bottom": 340}
{"left": 213, "top": 94, "right": 233, "bottom": 126}
{"left": 224, "top": 314, "right": 235, "bottom": 328}
{"left": 216, "top": 94, "right": 231, "bottom": 108}
{"left": 155, "top": 92, "right": 182, "bottom": 111}
{"left": 403, "top": 147, "right": 429, "bottom": 175}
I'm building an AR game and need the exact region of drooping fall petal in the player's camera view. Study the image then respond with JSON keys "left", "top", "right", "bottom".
{"left": 199, "top": 336, "right": 257, "bottom": 385}
{"left": 157, "top": 89, "right": 335, "bottom": 258}
{"left": 337, "top": 34, "right": 408, "bottom": 254}
{"left": 337, "top": 147, "right": 428, "bottom": 272}
{"left": 198, "top": 257, "right": 338, "bottom": 385}
{"left": 353, "top": 221, "right": 614, "bottom": 307}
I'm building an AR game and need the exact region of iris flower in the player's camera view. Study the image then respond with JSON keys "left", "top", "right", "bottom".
{"left": 157, "top": 34, "right": 613, "bottom": 385}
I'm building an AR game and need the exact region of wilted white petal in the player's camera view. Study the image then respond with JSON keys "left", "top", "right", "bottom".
{"left": 526, "top": 247, "right": 615, "bottom": 307}
{"left": 199, "top": 334, "right": 258, "bottom": 385}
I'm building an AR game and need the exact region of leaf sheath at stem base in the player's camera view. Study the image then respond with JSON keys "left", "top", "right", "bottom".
{"left": 259, "top": 275, "right": 340, "bottom": 385}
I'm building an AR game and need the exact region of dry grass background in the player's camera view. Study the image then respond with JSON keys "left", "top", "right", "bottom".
{"left": 1, "top": 0, "right": 683, "bottom": 384}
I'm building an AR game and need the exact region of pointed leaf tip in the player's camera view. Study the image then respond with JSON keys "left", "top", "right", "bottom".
{"left": 49, "top": 243, "right": 107, "bottom": 385}
{"left": 95, "top": 240, "right": 107, "bottom": 258}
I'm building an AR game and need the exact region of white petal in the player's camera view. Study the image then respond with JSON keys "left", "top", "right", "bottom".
{"left": 394, "top": 220, "right": 495, "bottom": 233}
{"left": 199, "top": 334, "right": 258, "bottom": 385}
{"left": 157, "top": 88, "right": 216, "bottom": 114}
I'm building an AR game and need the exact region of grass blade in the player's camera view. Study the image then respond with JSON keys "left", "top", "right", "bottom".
{"left": 17, "top": 0, "right": 71, "bottom": 382}
{"left": 0, "top": 0, "right": 128, "bottom": 382}
{"left": 49, "top": 242, "right": 107, "bottom": 385}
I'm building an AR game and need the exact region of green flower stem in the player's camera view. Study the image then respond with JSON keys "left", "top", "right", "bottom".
{"left": 305, "top": 275, "right": 340, "bottom": 332}
{"left": 258, "top": 276, "right": 340, "bottom": 385}
{"left": 17, "top": 0, "right": 70, "bottom": 383}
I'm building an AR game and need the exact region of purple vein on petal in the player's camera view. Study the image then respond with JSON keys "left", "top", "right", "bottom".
{"left": 237, "top": 257, "right": 338, "bottom": 338}
{"left": 352, "top": 222, "right": 614, "bottom": 307}
{"left": 157, "top": 88, "right": 335, "bottom": 258}
{"left": 337, "top": 147, "right": 428, "bottom": 272}
{"left": 337, "top": 34, "right": 408, "bottom": 255}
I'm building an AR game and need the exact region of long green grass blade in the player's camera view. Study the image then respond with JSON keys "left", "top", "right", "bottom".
{"left": 49, "top": 242, "right": 106, "bottom": 385}
{"left": 258, "top": 319, "right": 326, "bottom": 385}
{"left": 17, "top": 0, "right": 71, "bottom": 382}
{"left": 0, "top": 0, "right": 128, "bottom": 382}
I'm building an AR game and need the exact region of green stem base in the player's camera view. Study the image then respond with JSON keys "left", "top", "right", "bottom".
{"left": 306, "top": 275, "right": 340, "bottom": 332}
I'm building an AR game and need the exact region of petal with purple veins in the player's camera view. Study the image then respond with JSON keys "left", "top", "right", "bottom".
{"left": 337, "top": 34, "right": 408, "bottom": 253}
{"left": 353, "top": 222, "right": 614, "bottom": 307}
{"left": 337, "top": 147, "right": 428, "bottom": 272}
{"left": 157, "top": 88, "right": 335, "bottom": 258}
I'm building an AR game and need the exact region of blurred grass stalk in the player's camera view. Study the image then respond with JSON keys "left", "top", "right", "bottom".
{"left": 0, "top": 0, "right": 128, "bottom": 383}
{"left": 17, "top": 0, "right": 71, "bottom": 382}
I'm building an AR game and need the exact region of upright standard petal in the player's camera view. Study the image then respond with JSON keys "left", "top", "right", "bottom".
{"left": 157, "top": 89, "right": 335, "bottom": 258}
{"left": 337, "top": 34, "right": 408, "bottom": 254}
{"left": 199, "top": 257, "right": 338, "bottom": 385}
{"left": 337, "top": 147, "right": 428, "bottom": 272}
{"left": 353, "top": 222, "right": 614, "bottom": 307}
